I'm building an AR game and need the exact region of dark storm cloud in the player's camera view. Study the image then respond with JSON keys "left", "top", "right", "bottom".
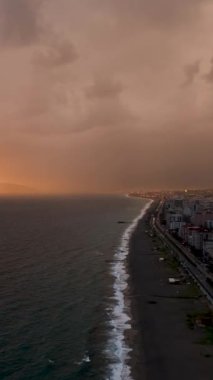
{"left": 182, "top": 60, "right": 200, "bottom": 86}
{"left": 0, "top": 0, "right": 43, "bottom": 46}
{"left": 0, "top": 0, "right": 213, "bottom": 193}
{"left": 34, "top": 39, "right": 78, "bottom": 68}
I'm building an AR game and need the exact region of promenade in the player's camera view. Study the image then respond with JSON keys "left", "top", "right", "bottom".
{"left": 128, "top": 203, "right": 213, "bottom": 380}
{"left": 154, "top": 201, "right": 213, "bottom": 306}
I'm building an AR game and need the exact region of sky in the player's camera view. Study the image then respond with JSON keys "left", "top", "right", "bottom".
{"left": 0, "top": 0, "right": 213, "bottom": 194}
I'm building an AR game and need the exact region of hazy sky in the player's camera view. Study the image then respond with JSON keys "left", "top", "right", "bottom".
{"left": 0, "top": 0, "right": 213, "bottom": 193}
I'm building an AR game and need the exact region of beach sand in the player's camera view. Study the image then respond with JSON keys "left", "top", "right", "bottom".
{"left": 128, "top": 202, "right": 213, "bottom": 380}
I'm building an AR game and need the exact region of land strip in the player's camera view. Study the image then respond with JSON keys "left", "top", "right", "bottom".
{"left": 128, "top": 203, "right": 213, "bottom": 380}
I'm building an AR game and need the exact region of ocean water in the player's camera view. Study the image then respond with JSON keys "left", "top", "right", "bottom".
{"left": 0, "top": 195, "right": 148, "bottom": 380}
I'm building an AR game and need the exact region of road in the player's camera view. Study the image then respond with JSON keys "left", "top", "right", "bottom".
{"left": 152, "top": 200, "right": 213, "bottom": 306}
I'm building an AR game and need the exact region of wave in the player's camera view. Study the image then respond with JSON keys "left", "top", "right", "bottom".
{"left": 106, "top": 199, "right": 153, "bottom": 380}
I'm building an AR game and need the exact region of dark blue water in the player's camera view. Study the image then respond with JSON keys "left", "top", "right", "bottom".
{"left": 0, "top": 195, "right": 146, "bottom": 380}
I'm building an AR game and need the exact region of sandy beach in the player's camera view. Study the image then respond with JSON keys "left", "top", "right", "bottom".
{"left": 128, "top": 202, "right": 213, "bottom": 380}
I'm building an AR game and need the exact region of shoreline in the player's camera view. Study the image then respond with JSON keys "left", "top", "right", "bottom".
{"left": 128, "top": 203, "right": 213, "bottom": 380}
{"left": 108, "top": 199, "right": 152, "bottom": 379}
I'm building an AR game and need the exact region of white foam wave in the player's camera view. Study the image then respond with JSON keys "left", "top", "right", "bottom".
{"left": 106, "top": 199, "right": 153, "bottom": 380}
{"left": 76, "top": 353, "right": 91, "bottom": 366}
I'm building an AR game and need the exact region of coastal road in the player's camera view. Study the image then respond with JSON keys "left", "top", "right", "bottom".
{"left": 129, "top": 203, "right": 213, "bottom": 380}
{"left": 152, "top": 202, "right": 213, "bottom": 306}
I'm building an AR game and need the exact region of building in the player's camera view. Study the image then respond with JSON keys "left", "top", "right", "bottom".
{"left": 187, "top": 227, "right": 203, "bottom": 251}
{"left": 165, "top": 211, "right": 183, "bottom": 231}
{"left": 191, "top": 211, "right": 213, "bottom": 228}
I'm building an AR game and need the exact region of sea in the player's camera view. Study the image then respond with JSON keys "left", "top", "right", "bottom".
{"left": 0, "top": 195, "right": 149, "bottom": 380}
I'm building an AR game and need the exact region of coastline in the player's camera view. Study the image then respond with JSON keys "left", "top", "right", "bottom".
{"left": 128, "top": 202, "right": 213, "bottom": 380}
{"left": 108, "top": 198, "right": 152, "bottom": 379}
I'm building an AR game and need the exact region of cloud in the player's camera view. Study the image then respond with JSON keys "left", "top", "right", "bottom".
{"left": 33, "top": 39, "right": 78, "bottom": 68}
{"left": 17, "top": 76, "right": 134, "bottom": 136}
{"left": 102, "top": 0, "right": 207, "bottom": 30}
{"left": 86, "top": 78, "right": 123, "bottom": 99}
{"left": 203, "top": 58, "right": 213, "bottom": 83}
{"left": 182, "top": 60, "right": 200, "bottom": 86}
{"left": 0, "top": 0, "right": 43, "bottom": 46}
{"left": 77, "top": 78, "right": 134, "bottom": 133}
{"left": 18, "top": 37, "right": 79, "bottom": 122}
{"left": 0, "top": 0, "right": 213, "bottom": 193}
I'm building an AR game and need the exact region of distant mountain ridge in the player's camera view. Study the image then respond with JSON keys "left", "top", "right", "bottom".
{"left": 0, "top": 183, "right": 36, "bottom": 195}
